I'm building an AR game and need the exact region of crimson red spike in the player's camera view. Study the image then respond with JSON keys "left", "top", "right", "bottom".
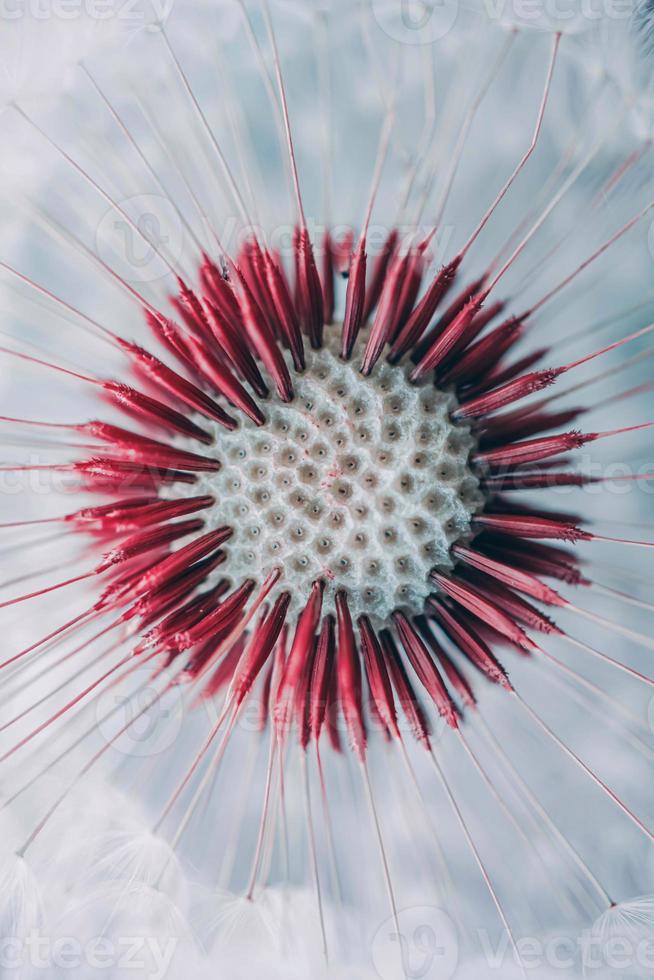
{"left": 467, "top": 348, "right": 548, "bottom": 397}
{"left": 392, "top": 611, "right": 459, "bottom": 729}
{"left": 412, "top": 274, "right": 487, "bottom": 362}
{"left": 74, "top": 458, "right": 198, "bottom": 491}
{"left": 359, "top": 616, "right": 399, "bottom": 738}
{"left": 202, "top": 300, "right": 268, "bottom": 398}
{"left": 335, "top": 591, "right": 367, "bottom": 759}
{"left": 334, "top": 228, "right": 355, "bottom": 275}
{"left": 480, "top": 535, "right": 588, "bottom": 586}
{"left": 442, "top": 316, "right": 525, "bottom": 386}
{"left": 167, "top": 580, "right": 256, "bottom": 654}
{"left": 454, "top": 545, "right": 565, "bottom": 607}
{"left": 430, "top": 571, "right": 536, "bottom": 651}
{"left": 390, "top": 245, "right": 426, "bottom": 343}
{"left": 296, "top": 634, "right": 318, "bottom": 751}
{"left": 361, "top": 253, "right": 408, "bottom": 375}
{"left": 103, "top": 383, "right": 213, "bottom": 445}
{"left": 295, "top": 226, "right": 325, "bottom": 348}
{"left": 480, "top": 408, "right": 584, "bottom": 446}
{"left": 362, "top": 228, "right": 399, "bottom": 323}
{"left": 461, "top": 568, "right": 562, "bottom": 636}
{"left": 71, "top": 496, "right": 214, "bottom": 534}
{"left": 411, "top": 290, "right": 489, "bottom": 380}
{"left": 130, "top": 552, "right": 226, "bottom": 629}
{"left": 228, "top": 593, "right": 292, "bottom": 708}
{"left": 237, "top": 268, "right": 294, "bottom": 402}
{"left": 454, "top": 369, "right": 562, "bottom": 420}
{"left": 388, "top": 257, "right": 462, "bottom": 363}
{"left": 173, "top": 278, "right": 215, "bottom": 342}
{"left": 144, "top": 308, "right": 198, "bottom": 371}
{"left": 427, "top": 601, "right": 512, "bottom": 689}
{"left": 481, "top": 470, "right": 595, "bottom": 491}
{"left": 309, "top": 615, "right": 336, "bottom": 743}
{"left": 341, "top": 238, "right": 368, "bottom": 359}
{"left": 239, "top": 240, "right": 277, "bottom": 337}
{"left": 378, "top": 630, "right": 432, "bottom": 748}
{"left": 263, "top": 248, "right": 305, "bottom": 371}
{"left": 81, "top": 422, "right": 221, "bottom": 473}
{"left": 97, "top": 518, "right": 205, "bottom": 573}
{"left": 474, "top": 511, "right": 590, "bottom": 543}
{"left": 321, "top": 230, "right": 335, "bottom": 326}
{"left": 474, "top": 430, "right": 591, "bottom": 469}
{"left": 200, "top": 258, "right": 249, "bottom": 334}
{"left": 181, "top": 334, "right": 265, "bottom": 425}
{"left": 275, "top": 581, "right": 325, "bottom": 734}
{"left": 124, "top": 527, "right": 232, "bottom": 598}
{"left": 140, "top": 583, "right": 230, "bottom": 660}
{"left": 414, "top": 616, "right": 476, "bottom": 708}
{"left": 117, "top": 338, "right": 237, "bottom": 428}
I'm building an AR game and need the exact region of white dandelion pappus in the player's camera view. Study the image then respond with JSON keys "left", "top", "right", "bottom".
{"left": 0, "top": 0, "right": 654, "bottom": 977}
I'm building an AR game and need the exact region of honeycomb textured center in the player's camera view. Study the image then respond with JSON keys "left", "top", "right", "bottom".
{"left": 199, "top": 332, "right": 482, "bottom": 622}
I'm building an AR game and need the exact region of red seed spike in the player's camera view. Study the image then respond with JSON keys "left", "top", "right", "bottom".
{"left": 473, "top": 512, "right": 590, "bottom": 543}
{"left": 126, "top": 526, "right": 232, "bottom": 598}
{"left": 131, "top": 552, "right": 226, "bottom": 629}
{"left": 182, "top": 333, "right": 265, "bottom": 426}
{"left": 390, "top": 245, "right": 426, "bottom": 343}
{"left": 117, "top": 338, "right": 237, "bottom": 428}
{"left": 81, "top": 422, "right": 221, "bottom": 473}
{"left": 453, "top": 545, "right": 565, "bottom": 607}
{"left": 480, "top": 407, "right": 584, "bottom": 446}
{"left": 388, "top": 256, "right": 462, "bottom": 363}
{"left": 144, "top": 308, "right": 198, "bottom": 370}
{"left": 334, "top": 229, "right": 356, "bottom": 275}
{"left": 321, "top": 229, "right": 335, "bottom": 326}
{"left": 335, "top": 591, "right": 367, "bottom": 759}
{"left": 295, "top": 226, "right": 325, "bottom": 348}
{"left": 200, "top": 636, "right": 248, "bottom": 697}
{"left": 202, "top": 299, "right": 268, "bottom": 398}
{"left": 430, "top": 571, "right": 537, "bottom": 652}
{"left": 362, "top": 227, "right": 399, "bottom": 323}
{"left": 341, "top": 238, "right": 368, "bottom": 359}
{"left": 414, "top": 616, "right": 476, "bottom": 708}
{"left": 74, "top": 458, "right": 198, "bottom": 491}
{"left": 263, "top": 247, "right": 305, "bottom": 371}
{"left": 392, "top": 611, "right": 459, "bottom": 729}
{"left": 200, "top": 258, "right": 245, "bottom": 329}
{"left": 229, "top": 592, "right": 292, "bottom": 709}
{"left": 97, "top": 517, "right": 205, "bottom": 573}
{"left": 73, "top": 495, "right": 214, "bottom": 533}
{"left": 411, "top": 290, "right": 489, "bottom": 380}
{"left": 361, "top": 252, "right": 408, "bottom": 376}
{"left": 165, "top": 580, "right": 256, "bottom": 655}
{"left": 296, "top": 635, "right": 318, "bottom": 751}
{"left": 239, "top": 240, "right": 278, "bottom": 337}
{"left": 481, "top": 536, "right": 588, "bottom": 586}
{"left": 467, "top": 348, "right": 548, "bottom": 397}
{"left": 481, "top": 470, "right": 594, "bottom": 491}
{"left": 358, "top": 616, "right": 399, "bottom": 738}
{"left": 310, "top": 615, "right": 336, "bottom": 743}
{"left": 462, "top": 568, "right": 562, "bottom": 636}
{"left": 237, "top": 268, "right": 294, "bottom": 402}
{"left": 174, "top": 277, "right": 215, "bottom": 341}
{"left": 474, "top": 430, "right": 591, "bottom": 469}
{"left": 442, "top": 315, "right": 525, "bottom": 386}
{"left": 378, "top": 630, "right": 432, "bottom": 749}
{"left": 454, "top": 368, "right": 562, "bottom": 420}
{"left": 275, "top": 581, "right": 325, "bottom": 734}
{"left": 103, "top": 382, "right": 213, "bottom": 445}
{"left": 136, "top": 582, "right": 230, "bottom": 657}
{"left": 412, "top": 273, "right": 487, "bottom": 362}
{"left": 326, "top": 648, "right": 343, "bottom": 754}
{"left": 426, "top": 601, "right": 512, "bottom": 690}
